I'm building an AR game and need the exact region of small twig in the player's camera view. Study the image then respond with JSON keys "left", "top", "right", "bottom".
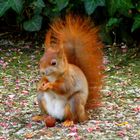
{"left": 0, "top": 32, "right": 10, "bottom": 37}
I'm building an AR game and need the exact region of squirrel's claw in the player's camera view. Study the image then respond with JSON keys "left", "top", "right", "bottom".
{"left": 62, "top": 120, "right": 74, "bottom": 127}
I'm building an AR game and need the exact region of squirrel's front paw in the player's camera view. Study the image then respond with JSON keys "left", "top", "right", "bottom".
{"left": 38, "top": 82, "right": 53, "bottom": 91}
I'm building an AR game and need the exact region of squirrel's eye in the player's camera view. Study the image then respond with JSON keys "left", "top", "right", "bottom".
{"left": 51, "top": 59, "right": 57, "bottom": 66}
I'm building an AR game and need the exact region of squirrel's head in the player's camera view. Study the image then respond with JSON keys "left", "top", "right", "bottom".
{"left": 39, "top": 47, "right": 68, "bottom": 79}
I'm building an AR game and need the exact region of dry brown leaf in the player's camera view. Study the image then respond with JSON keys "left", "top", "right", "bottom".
{"left": 32, "top": 115, "right": 44, "bottom": 122}
{"left": 24, "top": 132, "right": 34, "bottom": 139}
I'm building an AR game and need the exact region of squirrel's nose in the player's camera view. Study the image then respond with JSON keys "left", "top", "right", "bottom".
{"left": 40, "top": 69, "right": 50, "bottom": 76}
{"left": 45, "top": 69, "right": 50, "bottom": 75}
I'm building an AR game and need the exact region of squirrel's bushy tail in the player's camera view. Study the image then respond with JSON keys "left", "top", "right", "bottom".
{"left": 45, "top": 14, "right": 103, "bottom": 109}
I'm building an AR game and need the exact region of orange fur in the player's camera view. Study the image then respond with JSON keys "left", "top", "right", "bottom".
{"left": 45, "top": 15, "right": 103, "bottom": 109}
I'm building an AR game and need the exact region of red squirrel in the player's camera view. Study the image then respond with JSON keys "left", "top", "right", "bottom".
{"left": 37, "top": 15, "right": 103, "bottom": 126}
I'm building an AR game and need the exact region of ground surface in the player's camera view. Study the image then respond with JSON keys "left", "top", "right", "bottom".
{"left": 0, "top": 40, "right": 140, "bottom": 140}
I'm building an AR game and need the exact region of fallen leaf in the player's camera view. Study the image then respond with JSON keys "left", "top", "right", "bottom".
{"left": 117, "top": 121, "right": 128, "bottom": 126}
{"left": 87, "top": 127, "right": 94, "bottom": 132}
{"left": 69, "top": 126, "right": 78, "bottom": 132}
{"left": 8, "top": 94, "right": 15, "bottom": 99}
{"left": 24, "top": 132, "right": 34, "bottom": 139}
{"left": 21, "top": 90, "right": 29, "bottom": 95}
{"left": 32, "top": 115, "right": 44, "bottom": 122}
{"left": 117, "top": 130, "right": 126, "bottom": 137}
{"left": 67, "top": 132, "right": 77, "bottom": 136}
{"left": 133, "top": 106, "right": 140, "bottom": 112}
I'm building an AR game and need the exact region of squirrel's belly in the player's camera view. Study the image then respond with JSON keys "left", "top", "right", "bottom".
{"left": 43, "top": 91, "right": 67, "bottom": 120}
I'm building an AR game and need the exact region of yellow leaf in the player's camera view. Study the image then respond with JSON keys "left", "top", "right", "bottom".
{"left": 117, "top": 121, "right": 128, "bottom": 126}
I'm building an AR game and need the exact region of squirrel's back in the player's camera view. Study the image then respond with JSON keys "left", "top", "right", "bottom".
{"left": 45, "top": 14, "right": 103, "bottom": 109}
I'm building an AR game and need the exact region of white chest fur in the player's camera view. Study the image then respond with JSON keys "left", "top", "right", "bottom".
{"left": 43, "top": 91, "right": 67, "bottom": 120}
